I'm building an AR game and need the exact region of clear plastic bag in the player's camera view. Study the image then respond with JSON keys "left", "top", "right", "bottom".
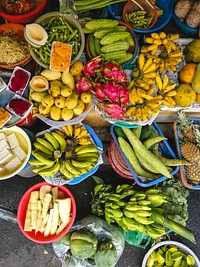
{"left": 52, "top": 215, "right": 125, "bottom": 267}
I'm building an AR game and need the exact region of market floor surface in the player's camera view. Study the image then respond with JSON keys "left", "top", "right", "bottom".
{"left": 0, "top": 124, "right": 200, "bottom": 267}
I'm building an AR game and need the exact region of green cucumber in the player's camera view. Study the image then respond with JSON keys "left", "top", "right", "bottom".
{"left": 100, "top": 31, "right": 130, "bottom": 45}
{"left": 101, "top": 40, "right": 130, "bottom": 53}
{"left": 85, "top": 19, "right": 119, "bottom": 31}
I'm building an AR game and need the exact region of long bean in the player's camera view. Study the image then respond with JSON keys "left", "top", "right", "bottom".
{"left": 75, "top": 0, "right": 126, "bottom": 12}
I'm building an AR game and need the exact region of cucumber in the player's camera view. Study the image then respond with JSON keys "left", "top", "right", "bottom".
{"left": 114, "top": 126, "right": 127, "bottom": 139}
{"left": 89, "top": 34, "right": 97, "bottom": 57}
{"left": 100, "top": 32, "right": 130, "bottom": 45}
{"left": 104, "top": 50, "right": 127, "bottom": 60}
{"left": 101, "top": 40, "right": 130, "bottom": 53}
{"left": 117, "top": 53, "right": 133, "bottom": 64}
{"left": 85, "top": 19, "right": 119, "bottom": 31}
{"left": 94, "top": 25, "right": 127, "bottom": 39}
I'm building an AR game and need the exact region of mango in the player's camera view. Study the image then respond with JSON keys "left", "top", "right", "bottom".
{"left": 38, "top": 103, "right": 51, "bottom": 115}
{"left": 42, "top": 94, "right": 55, "bottom": 107}
{"left": 54, "top": 96, "right": 66, "bottom": 108}
{"left": 192, "top": 63, "right": 200, "bottom": 93}
{"left": 49, "top": 80, "right": 63, "bottom": 97}
{"left": 60, "top": 86, "right": 73, "bottom": 97}
{"left": 80, "top": 91, "right": 92, "bottom": 104}
{"left": 70, "top": 60, "right": 83, "bottom": 76}
{"left": 41, "top": 69, "right": 61, "bottom": 81}
{"left": 61, "top": 107, "right": 74, "bottom": 121}
{"left": 73, "top": 100, "right": 85, "bottom": 116}
{"left": 61, "top": 71, "right": 75, "bottom": 90}
{"left": 31, "top": 91, "right": 48, "bottom": 102}
{"left": 50, "top": 105, "right": 61, "bottom": 121}
{"left": 65, "top": 92, "right": 78, "bottom": 109}
{"left": 179, "top": 63, "right": 197, "bottom": 84}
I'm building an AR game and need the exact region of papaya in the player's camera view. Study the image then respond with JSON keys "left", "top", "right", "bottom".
{"left": 192, "top": 63, "right": 200, "bottom": 93}
{"left": 173, "top": 83, "right": 196, "bottom": 107}
{"left": 69, "top": 230, "right": 98, "bottom": 259}
{"left": 94, "top": 241, "right": 117, "bottom": 267}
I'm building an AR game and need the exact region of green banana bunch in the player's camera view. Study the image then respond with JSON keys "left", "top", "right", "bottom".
{"left": 91, "top": 182, "right": 196, "bottom": 243}
{"left": 35, "top": 159, "right": 61, "bottom": 177}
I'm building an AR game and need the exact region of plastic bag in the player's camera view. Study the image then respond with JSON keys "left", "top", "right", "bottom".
{"left": 52, "top": 215, "right": 125, "bottom": 267}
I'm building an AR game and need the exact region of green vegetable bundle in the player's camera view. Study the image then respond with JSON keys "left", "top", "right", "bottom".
{"left": 91, "top": 182, "right": 195, "bottom": 243}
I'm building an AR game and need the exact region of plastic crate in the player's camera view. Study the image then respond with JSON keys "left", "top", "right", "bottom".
{"left": 108, "top": 0, "right": 172, "bottom": 33}
{"left": 110, "top": 122, "right": 179, "bottom": 187}
{"left": 174, "top": 118, "right": 200, "bottom": 190}
{"left": 171, "top": 0, "right": 198, "bottom": 37}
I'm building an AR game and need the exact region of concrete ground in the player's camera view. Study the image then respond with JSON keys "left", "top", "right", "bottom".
{"left": 0, "top": 124, "right": 200, "bottom": 267}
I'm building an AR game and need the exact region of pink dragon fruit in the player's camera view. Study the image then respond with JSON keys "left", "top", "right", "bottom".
{"left": 118, "top": 85, "right": 129, "bottom": 107}
{"left": 98, "top": 103, "right": 125, "bottom": 119}
{"left": 101, "top": 61, "right": 127, "bottom": 85}
{"left": 94, "top": 83, "right": 106, "bottom": 100}
{"left": 76, "top": 76, "right": 92, "bottom": 92}
{"left": 103, "top": 81, "right": 120, "bottom": 103}
{"left": 83, "top": 57, "right": 101, "bottom": 77}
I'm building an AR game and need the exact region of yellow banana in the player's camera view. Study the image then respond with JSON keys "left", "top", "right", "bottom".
{"left": 64, "top": 160, "right": 81, "bottom": 176}
{"left": 76, "top": 129, "right": 88, "bottom": 139}
{"left": 165, "top": 90, "right": 177, "bottom": 97}
{"left": 78, "top": 137, "right": 92, "bottom": 145}
{"left": 162, "top": 38, "right": 168, "bottom": 45}
{"left": 164, "top": 96, "right": 176, "bottom": 107}
{"left": 135, "top": 79, "right": 146, "bottom": 88}
{"left": 167, "top": 33, "right": 180, "bottom": 41}
{"left": 140, "top": 46, "right": 149, "bottom": 53}
{"left": 143, "top": 72, "right": 156, "bottom": 79}
{"left": 162, "top": 74, "right": 169, "bottom": 90}
{"left": 143, "top": 58, "right": 153, "bottom": 72}
{"left": 150, "top": 32, "right": 160, "bottom": 40}
{"left": 153, "top": 39, "right": 162, "bottom": 46}
{"left": 60, "top": 162, "right": 74, "bottom": 179}
{"left": 126, "top": 106, "right": 137, "bottom": 117}
{"left": 169, "top": 40, "right": 177, "bottom": 51}
{"left": 140, "top": 107, "right": 149, "bottom": 121}
{"left": 155, "top": 73, "right": 163, "bottom": 91}
{"left": 145, "top": 37, "right": 154, "bottom": 44}
{"left": 129, "top": 89, "right": 137, "bottom": 105}
{"left": 168, "top": 49, "right": 183, "bottom": 58}
{"left": 142, "top": 77, "right": 155, "bottom": 86}
{"left": 127, "top": 80, "right": 135, "bottom": 91}
{"left": 151, "top": 47, "right": 158, "bottom": 55}
{"left": 67, "top": 125, "right": 73, "bottom": 136}
{"left": 137, "top": 88, "right": 153, "bottom": 100}
{"left": 147, "top": 87, "right": 155, "bottom": 95}
{"left": 162, "top": 82, "right": 176, "bottom": 93}
{"left": 73, "top": 124, "right": 81, "bottom": 137}
{"left": 147, "top": 44, "right": 158, "bottom": 51}
{"left": 158, "top": 60, "right": 165, "bottom": 73}
{"left": 159, "top": 32, "right": 167, "bottom": 39}
{"left": 143, "top": 83, "right": 151, "bottom": 91}
{"left": 143, "top": 63, "right": 157, "bottom": 74}
{"left": 138, "top": 54, "right": 145, "bottom": 70}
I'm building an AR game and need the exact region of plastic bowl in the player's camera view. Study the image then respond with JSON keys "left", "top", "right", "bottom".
{"left": 123, "top": 0, "right": 158, "bottom": 31}
{"left": 17, "top": 181, "right": 76, "bottom": 244}
{"left": 0, "top": 0, "right": 47, "bottom": 24}
{"left": 108, "top": 0, "right": 172, "bottom": 33}
{"left": 86, "top": 21, "right": 139, "bottom": 68}
{"left": 0, "top": 126, "right": 32, "bottom": 180}
{"left": 0, "top": 23, "right": 32, "bottom": 69}
{"left": 172, "top": 0, "right": 198, "bottom": 37}
{"left": 142, "top": 241, "right": 200, "bottom": 267}
{"left": 30, "top": 12, "right": 85, "bottom": 69}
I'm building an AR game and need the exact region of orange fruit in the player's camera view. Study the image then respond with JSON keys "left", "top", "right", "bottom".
{"left": 179, "top": 63, "right": 197, "bottom": 84}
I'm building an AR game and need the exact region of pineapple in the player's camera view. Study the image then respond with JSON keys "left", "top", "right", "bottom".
{"left": 180, "top": 142, "right": 200, "bottom": 162}
{"left": 177, "top": 110, "right": 200, "bottom": 185}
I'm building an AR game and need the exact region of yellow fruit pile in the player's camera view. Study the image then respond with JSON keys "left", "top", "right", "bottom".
{"left": 29, "top": 60, "right": 93, "bottom": 121}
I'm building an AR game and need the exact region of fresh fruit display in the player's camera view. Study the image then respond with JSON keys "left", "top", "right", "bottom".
{"left": 114, "top": 125, "right": 189, "bottom": 182}
{"left": 91, "top": 182, "right": 195, "bottom": 243}
{"left": 84, "top": 19, "right": 135, "bottom": 64}
{"left": 23, "top": 184, "right": 72, "bottom": 236}
{"left": 176, "top": 111, "right": 200, "bottom": 185}
{"left": 146, "top": 243, "right": 196, "bottom": 267}
{"left": 29, "top": 124, "right": 100, "bottom": 180}
{"left": 29, "top": 63, "right": 93, "bottom": 122}
{"left": 77, "top": 57, "right": 129, "bottom": 120}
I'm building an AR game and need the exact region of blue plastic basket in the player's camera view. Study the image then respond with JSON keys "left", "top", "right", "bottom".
{"left": 108, "top": 0, "right": 172, "bottom": 33}
{"left": 110, "top": 122, "right": 179, "bottom": 187}
{"left": 174, "top": 118, "right": 200, "bottom": 190}
{"left": 171, "top": 0, "right": 198, "bottom": 37}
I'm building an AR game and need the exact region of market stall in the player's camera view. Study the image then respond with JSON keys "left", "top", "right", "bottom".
{"left": 0, "top": 0, "right": 200, "bottom": 266}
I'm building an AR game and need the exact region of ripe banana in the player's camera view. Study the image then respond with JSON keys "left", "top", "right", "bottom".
{"left": 74, "top": 144, "right": 98, "bottom": 155}
{"left": 155, "top": 73, "right": 163, "bottom": 91}
{"left": 76, "top": 129, "right": 88, "bottom": 139}
{"left": 44, "top": 132, "right": 60, "bottom": 150}
{"left": 150, "top": 32, "right": 160, "bottom": 40}
{"left": 78, "top": 137, "right": 92, "bottom": 145}
{"left": 51, "top": 131, "right": 67, "bottom": 152}
{"left": 32, "top": 151, "right": 56, "bottom": 165}
{"left": 36, "top": 137, "right": 55, "bottom": 152}
{"left": 71, "top": 159, "right": 93, "bottom": 168}
{"left": 142, "top": 58, "right": 153, "bottom": 72}
{"left": 64, "top": 160, "right": 81, "bottom": 176}
{"left": 38, "top": 160, "right": 61, "bottom": 177}
{"left": 33, "top": 142, "right": 53, "bottom": 155}
{"left": 138, "top": 54, "right": 145, "bottom": 70}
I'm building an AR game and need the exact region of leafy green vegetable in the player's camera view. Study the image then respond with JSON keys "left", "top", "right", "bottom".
{"left": 156, "top": 177, "right": 189, "bottom": 226}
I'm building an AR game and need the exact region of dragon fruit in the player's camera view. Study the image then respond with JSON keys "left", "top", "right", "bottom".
{"left": 76, "top": 76, "right": 92, "bottom": 92}
{"left": 101, "top": 61, "right": 127, "bottom": 85}
{"left": 98, "top": 103, "right": 125, "bottom": 119}
{"left": 118, "top": 85, "right": 129, "bottom": 107}
{"left": 94, "top": 83, "right": 106, "bottom": 100}
{"left": 103, "top": 81, "right": 120, "bottom": 103}
{"left": 83, "top": 57, "right": 101, "bottom": 77}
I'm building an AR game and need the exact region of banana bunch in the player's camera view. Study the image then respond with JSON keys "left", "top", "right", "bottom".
{"left": 155, "top": 73, "right": 177, "bottom": 108}
{"left": 60, "top": 144, "right": 99, "bottom": 180}
{"left": 126, "top": 95, "right": 163, "bottom": 121}
{"left": 61, "top": 124, "right": 92, "bottom": 145}
{"left": 29, "top": 131, "right": 68, "bottom": 177}
{"left": 92, "top": 184, "right": 167, "bottom": 239}
{"left": 140, "top": 32, "right": 183, "bottom": 72}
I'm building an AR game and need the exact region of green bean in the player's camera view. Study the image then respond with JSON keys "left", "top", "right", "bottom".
{"left": 75, "top": 0, "right": 126, "bottom": 12}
